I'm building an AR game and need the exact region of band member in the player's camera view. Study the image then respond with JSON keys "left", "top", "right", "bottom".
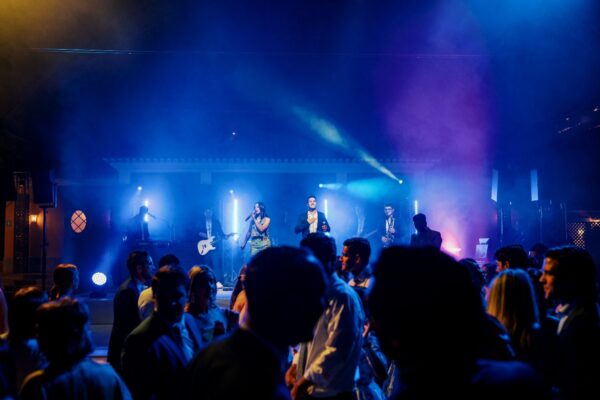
{"left": 381, "top": 203, "right": 399, "bottom": 248}
{"left": 294, "top": 195, "right": 331, "bottom": 239}
{"left": 241, "top": 202, "right": 272, "bottom": 256}
{"left": 198, "top": 208, "right": 226, "bottom": 282}
{"left": 410, "top": 213, "right": 442, "bottom": 249}
{"left": 127, "top": 205, "right": 151, "bottom": 242}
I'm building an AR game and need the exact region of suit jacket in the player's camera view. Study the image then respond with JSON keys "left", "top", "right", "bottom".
{"left": 410, "top": 228, "right": 442, "bottom": 250}
{"left": 294, "top": 211, "right": 330, "bottom": 238}
{"left": 379, "top": 216, "right": 402, "bottom": 247}
{"left": 556, "top": 301, "right": 600, "bottom": 399}
{"left": 20, "top": 358, "right": 131, "bottom": 400}
{"left": 108, "top": 278, "right": 143, "bottom": 374}
{"left": 121, "top": 313, "right": 203, "bottom": 400}
{"left": 198, "top": 217, "right": 225, "bottom": 240}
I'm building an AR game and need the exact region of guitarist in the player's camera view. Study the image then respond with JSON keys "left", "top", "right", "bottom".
{"left": 198, "top": 208, "right": 226, "bottom": 282}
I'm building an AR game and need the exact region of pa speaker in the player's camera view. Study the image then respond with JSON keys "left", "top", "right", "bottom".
{"left": 31, "top": 170, "right": 57, "bottom": 208}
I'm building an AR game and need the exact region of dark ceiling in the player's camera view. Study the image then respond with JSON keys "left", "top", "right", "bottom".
{"left": 1, "top": 0, "right": 599, "bottom": 184}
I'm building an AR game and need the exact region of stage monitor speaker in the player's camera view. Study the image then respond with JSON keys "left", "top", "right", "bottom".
{"left": 31, "top": 170, "right": 57, "bottom": 208}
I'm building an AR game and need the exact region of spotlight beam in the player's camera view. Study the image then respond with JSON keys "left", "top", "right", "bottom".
{"left": 292, "top": 106, "right": 400, "bottom": 182}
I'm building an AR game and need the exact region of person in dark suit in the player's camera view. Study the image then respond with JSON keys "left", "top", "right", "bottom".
{"left": 183, "top": 246, "right": 328, "bottom": 399}
{"left": 107, "top": 251, "right": 154, "bottom": 374}
{"left": 20, "top": 298, "right": 130, "bottom": 400}
{"left": 541, "top": 246, "right": 600, "bottom": 399}
{"left": 127, "top": 206, "right": 151, "bottom": 243}
{"left": 409, "top": 213, "right": 442, "bottom": 250}
{"left": 121, "top": 266, "right": 202, "bottom": 400}
{"left": 294, "top": 195, "right": 331, "bottom": 239}
{"left": 197, "top": 208, "right": 227, "bottom": 282}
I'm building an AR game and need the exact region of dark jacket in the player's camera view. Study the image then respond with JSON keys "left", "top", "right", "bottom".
{"left": 107, "top": 278, "right": 143, "bottom": 374}
{"left": 294, "top": 211, "right": 330, "bottom": 238}
{"left": 121, "top": 313, "right": 203, "bottom": 400}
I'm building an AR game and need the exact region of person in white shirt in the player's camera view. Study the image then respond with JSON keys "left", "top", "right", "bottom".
{"left": 287, "top": 233, "right": 364, "bottom": 400}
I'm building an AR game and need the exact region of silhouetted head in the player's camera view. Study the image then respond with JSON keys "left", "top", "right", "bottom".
{"left": 152, "top": 266, "right": 190, "bottom": 324}
{"left": 300, "top": 233, "right": 337, "bottom": 276}
{"left": 494, "top": 245, "right": 528, "bottom": 272}
{"left": 412, "top": 213, "right": 428, "bottom": 232}
{"left": 368, "top": 247, "right": 482, "bottom": 369}
{"left": 9, "top": 287, "right": 47, "bottom": 341}
{"left": 50, "top": 263, "right": 79, "bottom": 300}
{"left": 245, "top": 246, "right": 327, "bottom": 348}
{"left": 36, "top": 297, "right": 93, "bottom": 367}
{"left": 158, "top": 253, "right": 181, "bottom": 269}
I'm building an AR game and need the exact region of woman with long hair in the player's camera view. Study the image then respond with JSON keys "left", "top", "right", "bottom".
{"left": 240, "top": 202, "right": 271, "bottom": 256}
{"left": 487, "top": 269, "right": 539, "bottom": 358}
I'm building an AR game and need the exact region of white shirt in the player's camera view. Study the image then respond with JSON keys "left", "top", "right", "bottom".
{"left": 298, "top": 274, "right": 365, "bottom": 396}
{"left": 308, "top": 210, "right": 318, "bottom": 234}
{"left": 206, "top": 219, "right": 212, "bottom": 238}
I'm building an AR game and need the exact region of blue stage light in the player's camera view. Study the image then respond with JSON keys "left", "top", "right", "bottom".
{"left": 137, "top": 186, "right": 143, "bottom": 191}
{"left": 318, "top": 183, "right": 324, "bottom": 188}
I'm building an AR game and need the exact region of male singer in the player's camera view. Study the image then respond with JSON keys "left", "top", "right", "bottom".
{"left": 294, "top": 195, "right": 331, "bottom": 239}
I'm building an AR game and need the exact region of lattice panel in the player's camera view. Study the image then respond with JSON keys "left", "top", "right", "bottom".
{"left": 568, "top": 221, "right": 600, "bottom": 249}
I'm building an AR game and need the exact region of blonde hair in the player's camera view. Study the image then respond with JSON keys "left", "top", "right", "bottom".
{"left": 487, "top": 269, "right": 539, "bottom": 356}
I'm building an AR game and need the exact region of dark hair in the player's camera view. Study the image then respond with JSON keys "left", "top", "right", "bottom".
{"left": 545, "top": 245, "right": 598, "bottom": 302}
{"left": 343, "top": 237, "right": 371, "bottom": 264}
{"left": 245, "top": 246, "right": 327, "bottom": 344}
{"left": 188, "top": 265, "right": 217, "bottom": 308}
{"left": 255, "top": 202, "right": 268, "bottom": 218}
{"left": 301, "top": 233, "right": 337, "bottom": 275}
{"left": 494, "top": 245, "right": 528, "bottom": 269}
{"left": 307, "top": 195, "right": 317, "bottom": 202}
{"left": 412, "top": 213, "right": 426, "bottom": 223}
{"left": 50, "top": 263, "right": 78, "bottom": 300}
{"left": 459, "top": 258, "right": 485, "bottom": 292}
{"left": 369, "top": 247, "right": 482, "bottom": 366}
{"left": 158, "top": 254, "right": 181, "bottom": 268}
{"left": 127, "top": 250, "right": 150, "bottom": 276}
{"left": 151, "top": 265, "right": 190, "bottom": 297}
{"left": 384, "top": 203, "right": 395, "bottom": 209}
{"left": 8, "top": 287, "right": 47, "bottom": 341}
{"left": 36, "top": 297, "right": 93, "bottom": 365}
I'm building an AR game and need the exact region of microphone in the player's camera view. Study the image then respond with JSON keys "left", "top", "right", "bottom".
{"left": 244, "top": 213, "right": 254, "bottom": 222}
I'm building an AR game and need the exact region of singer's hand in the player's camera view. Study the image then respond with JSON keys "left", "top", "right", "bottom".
{"left": 389, "top": 227, "right": 395, "bottom": 234}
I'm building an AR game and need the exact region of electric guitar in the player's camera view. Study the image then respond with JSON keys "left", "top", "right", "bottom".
{"left": 197, "top": 233, "right": 236, "bottom": 255}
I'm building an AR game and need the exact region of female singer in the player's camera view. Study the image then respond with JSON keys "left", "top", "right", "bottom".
{"left": 241, "top": 202, "right": 271, "bottom": 256}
